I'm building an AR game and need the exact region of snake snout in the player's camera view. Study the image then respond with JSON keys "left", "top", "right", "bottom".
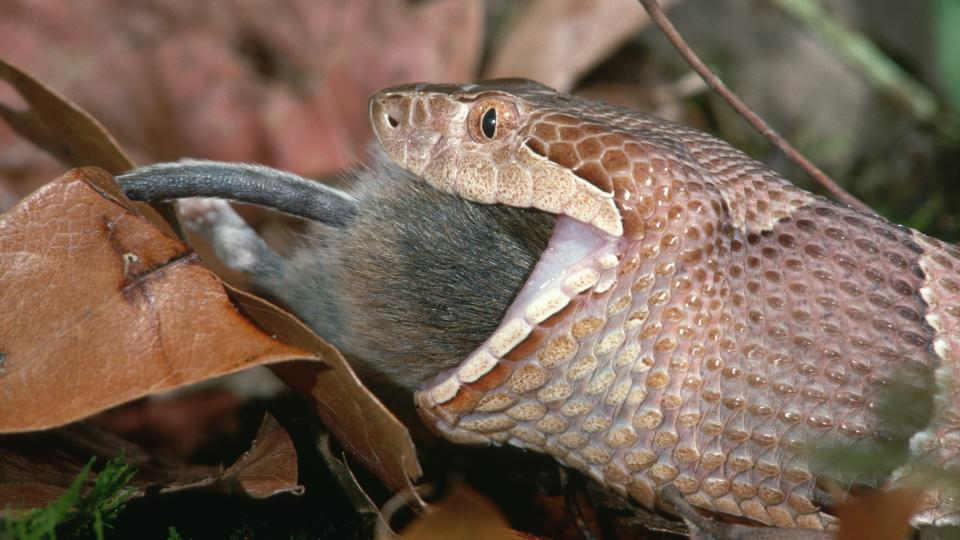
{"left": 369, "top": 93, "right": 408, "bottom": 134}
{"left": 369, "top": 92, "right": 417, "bottom": 167}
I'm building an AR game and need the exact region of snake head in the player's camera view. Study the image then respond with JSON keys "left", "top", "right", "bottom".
{"left": 369, "top": 79, "right": 624, "bottom": 237}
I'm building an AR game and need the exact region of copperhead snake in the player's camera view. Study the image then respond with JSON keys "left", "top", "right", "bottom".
{"left": 368, "top": 79, "right": 960, "bottom": 529}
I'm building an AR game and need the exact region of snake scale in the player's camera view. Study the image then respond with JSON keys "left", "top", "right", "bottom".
{"left": 368, "top": 79, "right": 960, "bottom": 529}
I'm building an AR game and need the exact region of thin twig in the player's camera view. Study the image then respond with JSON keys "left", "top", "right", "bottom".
{"left": 558, "top": 468, "right": 598, "bottom": 540}
{"left": 637, "top": 0, "right": 874, "bottom": 215}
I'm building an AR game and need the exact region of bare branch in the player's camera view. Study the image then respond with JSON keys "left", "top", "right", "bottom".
{"left": 637, "top": 0, "right": 873, "bottom": 215}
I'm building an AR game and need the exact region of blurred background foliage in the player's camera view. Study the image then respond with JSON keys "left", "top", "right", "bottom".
{"left": 0, "top": 0, "right": 957, "bottom": 240}
{"left": 556, "top": 0, "right": 960, "bottom": 241}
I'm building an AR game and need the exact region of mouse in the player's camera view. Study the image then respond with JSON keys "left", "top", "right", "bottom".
{"left": 118, "top": 154, "right": 555, "bottom": 404}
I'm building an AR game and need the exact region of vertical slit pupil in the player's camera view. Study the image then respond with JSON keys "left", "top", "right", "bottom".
{"left": 481, "top": 108, "right": 497, "bottom": 138}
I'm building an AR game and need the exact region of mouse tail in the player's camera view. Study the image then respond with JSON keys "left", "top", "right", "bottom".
{"left": 117, "top": 160, "right": 358, "bottom": 227}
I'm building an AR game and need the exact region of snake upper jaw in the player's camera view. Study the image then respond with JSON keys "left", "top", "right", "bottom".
{"left": 369, "top": 82, "right": 627, "bottom": 237}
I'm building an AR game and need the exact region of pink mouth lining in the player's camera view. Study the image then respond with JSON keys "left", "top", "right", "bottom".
{"left": 416, "top": 214, "right": 629, "bottom": 437}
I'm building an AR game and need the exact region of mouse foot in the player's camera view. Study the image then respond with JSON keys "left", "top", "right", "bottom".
{"left": 177, "top": 197, "right": 282, "bottom": 279}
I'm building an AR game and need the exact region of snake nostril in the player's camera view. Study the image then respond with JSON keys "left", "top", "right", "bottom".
{"left": 370, "top": 93, "right": 405, "bottom": 131}
{"left": 382, "top": 97, "right": 405, "bottom": 129}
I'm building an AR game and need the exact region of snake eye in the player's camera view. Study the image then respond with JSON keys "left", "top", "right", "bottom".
{"left": 480, "top": 108, "right": 497, "bottom": 139}
{"left": 468, "top": 97, "right": 518, "bottom": 143}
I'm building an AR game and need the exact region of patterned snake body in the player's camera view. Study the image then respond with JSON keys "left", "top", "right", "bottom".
{"left": 369, "top": 79, "right": 960, "bottom": 528}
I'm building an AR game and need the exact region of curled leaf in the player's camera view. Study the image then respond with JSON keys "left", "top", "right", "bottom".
{"left": 162, "top": 413, "right": 302, "bottom": 498}
{"left": 0, "top": 167, "right": 318, "bottom": 432}
{"left": 246, "top": 298, "right": 423, "bottom": 497}
{"left": 0, "top": 58, "right": 131, "bottom": 174}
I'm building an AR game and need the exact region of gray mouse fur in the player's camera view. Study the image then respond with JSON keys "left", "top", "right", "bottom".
{"left": 118, "top": 155, "right": 555, "bottom": 398}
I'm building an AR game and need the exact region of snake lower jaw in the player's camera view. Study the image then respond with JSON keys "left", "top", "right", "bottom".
{"left": 415, "top": 213, "right": 627, "bottom": 434}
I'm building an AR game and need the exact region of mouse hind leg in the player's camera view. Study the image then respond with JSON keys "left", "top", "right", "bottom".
{"left": 178, "top": 197, "right": 285, "bottom": 282}
{"left": 177, "top": 196, "right": 345, "bottom": 344}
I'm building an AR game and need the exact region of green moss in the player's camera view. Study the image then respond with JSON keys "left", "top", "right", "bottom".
{"left": 1, "top": 455, "right": 136, "bottom": 540}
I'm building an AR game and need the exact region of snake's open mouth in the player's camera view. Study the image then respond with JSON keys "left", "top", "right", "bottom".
{"left": 415, "top": 213, "right": 630, "bottom": 442}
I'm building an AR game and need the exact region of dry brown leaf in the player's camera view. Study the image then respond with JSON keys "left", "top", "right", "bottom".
{"left": 162, "top": 413, "right": 302, "bottom": 498}
{"left": 400, "top": 487, "right": 516, "bottom": 540}
{"left": 0, "top": 59, "right": 423, "bottom": 497}
{"left": 0, "top": 483, "right": 67, "bottom": 513}
{"left": 316, "top": 430, "right": 382, "bottom": 518}
{"left": 484, "top": 0, "right": 676, "bottom": 92}
{"left": 0, "top": 446, "right": 98, "bottom": 511}
{"left": 0, "top": 167, "right": 318, "bottom": 431}
{"left": 0, "top": 413, "right": 299, "bottom": 511}
{"left": 834, "top": 487, "right": 924, "bottom": 540}
{"left": 218, "top": 413, "right": 301, "bottom": 498}
{"left": 0, "top": 58, "right": 131, "bottom": 175}
{"left": 246, "top": 299, "right": 423, "bottom": 497}
{"left": 0, "top": 421, "right": 216, "bottom": 511}
{"left": 0, "top": 58, "right": 182, "bottom": 232}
